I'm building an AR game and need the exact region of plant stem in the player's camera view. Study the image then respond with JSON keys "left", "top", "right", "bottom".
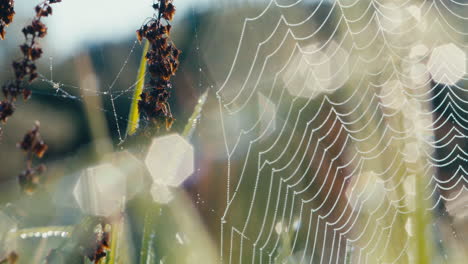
{"left": 414, "top": 164, "right": 432, "bottom": 264}
{"left": 127, "top": 40, "right": 150, "bottom": 136}
{"left": 139, "top": 206, "right": 158, "bottom": 264}
{"left": 106, "top": 216, "right": 123, "bottom": 264}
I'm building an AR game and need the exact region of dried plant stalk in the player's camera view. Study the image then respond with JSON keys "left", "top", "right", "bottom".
{"left": 0, "top": 0, "right": 15, "bottom": 40}
{"left": 136, "top": 0, "right": 181, "bottom": 131}
{"left": 0, "top": 0, "right": 63, "bottom": 133}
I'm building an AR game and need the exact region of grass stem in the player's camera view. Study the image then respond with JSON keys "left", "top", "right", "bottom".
{"left": 127, "top": 40, "right": 150, "bottom": 136}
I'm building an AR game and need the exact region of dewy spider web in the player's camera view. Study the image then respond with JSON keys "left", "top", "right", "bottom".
{"left": 15, "top": 0, "right": 466, "bottom": 262}
{"left": 216, "top": 0, "right": 467, "bottom": 263}
{"left": 34, "top": 39, "right": 142, "bottom": 143}
{"left": 34, "top": 18, "right": 207, "bottom": 144}
{"left": 35, "top": 38, "right": 196, "bottom": 144}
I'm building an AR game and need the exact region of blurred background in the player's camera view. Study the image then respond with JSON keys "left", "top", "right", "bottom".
{"left": 0, "top": 0, "right": 467, "bottom": 263}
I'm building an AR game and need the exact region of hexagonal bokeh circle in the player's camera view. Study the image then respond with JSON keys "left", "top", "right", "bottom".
{"left": 0, "top": 211, "right": 16, "bottom": 255}
{"left": 73, "top": 163, "right": 126, "bottom": 217}
{"left": 428, "top": 43, "right": 466, "bottom": 85}
{"left": 150, "top": 183, "right": 174, "bottom": 204}
{"left": 104, "top": 150, "right": 146, "bottom": 199}
{"left": 145, "top": 134, "right": 194, "bottom": 187}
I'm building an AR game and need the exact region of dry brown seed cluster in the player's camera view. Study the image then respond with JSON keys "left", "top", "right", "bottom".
{"left": 137, "top": 0, "right": 180, "bottom": 130}
{"left": 0, "top": 0, "right": 15, "bottom": 40}
{"left": 0, "top": 0, "right": 62, "bottom": 130}
{"left": 17, "top": 121, "right": 48, "bottom": 194}
{"left": 0, "top": 251, "right": 18, "bottom": 264}
{"left": 0, "top": 100, "right": 14, "bottom": 123}
{"left": 82, "top": 224, "right": 110, "bottom": 263}
{"left": 45, "top": 222, "right": 110, "bottom": 264}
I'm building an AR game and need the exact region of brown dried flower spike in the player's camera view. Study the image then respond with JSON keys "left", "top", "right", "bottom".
{"left": 83, "top": 223, "right": 110, "bottom": 263}
{"left": 1, "top": 0, "right": 62, "bottom": 137}
{"left": 18, "top": 121, "right": 48, "bottom": 157}
{"left": 0, "top": 0, "right": 15, "bottom": 40}
{"left": 136, "top": 0, "right": 180, "bottom": 130}
{"left": 17, "top": 121, "right": 48, "bottom": 194}
{"left": 0, "top": 100, "right": 14, "bottom": 123}
{"left": 0, "top": 251, "right": 19, "bottom": 264}
{"left": 1, "top": 0, "right": 62, "bottom": 115}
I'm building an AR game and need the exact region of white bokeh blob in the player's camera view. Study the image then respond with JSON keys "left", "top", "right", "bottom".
{"left": 427, "top": 43, "right": 466, "bottom": 85}
{"left": 145, "top": 134, "right": 195, "bottom": 187}
{"left": 73, "top": 163, "right": 126, "bottom": 217}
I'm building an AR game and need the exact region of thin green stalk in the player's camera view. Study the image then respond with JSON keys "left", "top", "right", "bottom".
{"left": 139, "top": 207, "right": 157, "bottom": 264}
{"left": 127, "top": 40, "right": 150, "bottom": 136}
{"left": 137, "top": 90, "right": 209, "bottom": 263}
{"left": 106, "top": 217, "right": 123, "bottom": 264}
{"left": 274, "top": 229, "right": 294, "bottom": 264}
{"left": 414, "top": 165, "right": 432, "bottom": 264}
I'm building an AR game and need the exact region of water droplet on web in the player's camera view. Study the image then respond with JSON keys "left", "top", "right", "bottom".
{"left": 275, "top": 221, "right": 284, "bottom": 234}
{"left": 293, "top": 218, "right": 301, "bottom": 231}
{"left": 257, "top": 93, "right": 276, "bottom": 138}
{"left": 175, "top": 232, "right": 185, "bottom": 244}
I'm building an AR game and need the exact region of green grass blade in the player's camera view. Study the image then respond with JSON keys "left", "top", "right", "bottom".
{"left": 139, "top": 206, "right": 158, "bottom": 264}
{"left": 106, "top": 216, "right": 123, "bottom": 264}
{"left": 127, "top": 40, "right": 150, "bottom": 136}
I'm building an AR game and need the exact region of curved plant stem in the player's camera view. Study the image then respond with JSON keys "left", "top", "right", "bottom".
{"left": 127, "top": 40, "right": 150, "bottom": 136}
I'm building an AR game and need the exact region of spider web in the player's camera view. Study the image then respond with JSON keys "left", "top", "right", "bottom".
{"left": 215, "top": 0, "right": 467, "bottom": 263}
{"left": 31, "top": 39, "right": 141, "bottom": 143}
{"left": 35, "top": 33, "right": 204, "bottom": 145}
{"left": 15, "top": 0, "right": 467, "bottom": 262}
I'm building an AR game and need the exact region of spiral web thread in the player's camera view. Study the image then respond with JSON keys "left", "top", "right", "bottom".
{"left": 216, "top": 0, "right": 467, "bottom": 263}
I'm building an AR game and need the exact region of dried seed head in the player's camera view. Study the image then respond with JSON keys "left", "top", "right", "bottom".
{"left": 2, "top": 0, "right": 63, "bottom": 123}
{"left": 18, "top": 121, "right": 48, "bottom": 158}
{"left": 0, "top": 0, "right": 15, "bottom": 40}
{"left": 0, "top": 100, "right": 15, "bottom": 122}
{"left": 35, "top": 4, "right": 53, "bottom": 17}
{"left": 136, "top": 0, "right": 181, "bottom": 130}
{"left": 0, "top": 23, "right": 6, "bottom": 40}
{"left": 83, "top": 224, "right": 111, "bottom": 263}
{"left": 17, "top": 122, "right": 48, "bottom": 194}
{"left": 0, "top": 251, "right": 19, "bottom": 264}
{"left": 162, "top": 3, "right": 176, "bottom": 21}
